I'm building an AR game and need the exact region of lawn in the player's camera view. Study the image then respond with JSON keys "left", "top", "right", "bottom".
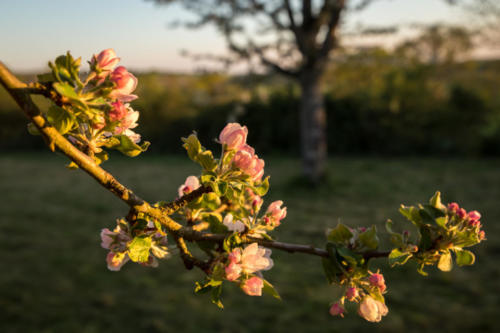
{"left": 0, "top": 153, "right": 498, "bottom": 332}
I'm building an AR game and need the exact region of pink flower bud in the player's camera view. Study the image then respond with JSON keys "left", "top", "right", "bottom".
{"left": 109, "top": 100, "right": 128, "bottom": 122}
{"left": 109, "top": 66, "right": 138, "bottom": 102}
{"left": 447, "top": 202, "right": 459, "bottom": 212}
{"left": 92, "top": 49, "right": 120, "bottom": 73}
{"left": 266, "top": 200, "right": 287, "bottom": 226}
{"left": 478, "top": 230, "right": 486, "bottom": 240}
{"left": 358, "top": 296, "right": 388, "bottom": 322}
{"left": 368, "top": 273, "right": 386, "bottom": 292}
{"left": 246, "top": 188, "right": 263, "bottom": 211}
{"left": 100, "top": 228, "right": 113, "bottom": 249}
{"left": 106, "top": 252, "right": 129, "bottom": 271}
{"left": 241, "top": 276, "right": 264, "bottom": 296}
{"left": 358, "top": 227, "right": 367, "bottom": 233}
{"left": 345, "top": 287, "right": 358, "bottom": 301}
{"left": 225, "top": 262, "right": 242, "bottom": 281}
{"left": 219, "top": 123, "right": 248, "bottom": 150}
{"left": 329, "top": 302, "right": 345, "bottom": 317}
{"left": 232, "top": 148, "right": 265, "bottom": 181}
{"left": 468, "top": 210, "right": 481, "bottom": 221}
{"left": 457, "top": 208, "right": 467, "bottom": 219}
{"left": 177, "top": 176, "right": 200, "bottom": 197}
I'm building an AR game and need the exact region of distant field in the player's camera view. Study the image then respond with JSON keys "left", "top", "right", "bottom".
{"left": 0, "top": 153, "right": 498, "bottom": 332}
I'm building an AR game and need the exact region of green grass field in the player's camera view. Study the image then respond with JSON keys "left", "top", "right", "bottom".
{"left": 0, "top": 153, "right": 498, "bottom": 332}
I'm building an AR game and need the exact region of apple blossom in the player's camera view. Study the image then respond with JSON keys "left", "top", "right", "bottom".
{"left": 345, "top": 287, "right": 358, "bottom": 301}
{"left": 240, "top": 243, "right": 273, "bottom": 274}
{"left": 178, "top": 175, "right": 200, "bottom": 197}
{"left": 457, "top": 208, "right": 467, "bottom": 219}
{"left": 329, "top": 302, "right": 345, "bottom": 317}
{"left": 468, "top": 211, "right": 481, "bottom": 221}
{"left": 100, "top": 228, "right": 113, "bottom": 249}
{"left": 225, "top": 261, "right": 242, "bottom": 281}
{"left": 109, "top": 100, "right": 127, "bottom": 122}
{"left": 228, "top": 248, "right": 242, "bottom": 264}
{"left": 106, "top": 252, "right": 129, "bottom": 271}
{"left": 91, "top": 49, "right": 120, "bottom": 75}
{"left": 447, "top": 202, "right": 459, "bottom": 212}
{"left": 241, "top": 276, "right": 264, "bottom": 296}
{"left": 219, "top": 123, "right": 248, "bottom": 150}
{"left": 232, "top": 148, "right": 265, "bottom": 182}
{"left": 223, "top": 213, "right": 246, "bottom": 233}
{"left": 358, "top": 297, "right": 388, "bottom": 322}
{"left": 109, "top": 66, "right": 138, "bottom": 102}
{"left": 368, "top": 273, "right": 386, "bottom": 292}
{"left": 266, "top": 200, "right": 287, "bottom": 225}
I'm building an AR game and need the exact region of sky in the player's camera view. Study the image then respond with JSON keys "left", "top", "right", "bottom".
{"left": 0, "top": 0, "right": 482, "bottom": 73}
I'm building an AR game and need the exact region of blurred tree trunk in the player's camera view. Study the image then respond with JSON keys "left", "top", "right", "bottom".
{"left": 299, "top": 70, "right": 327, "bottom": 184}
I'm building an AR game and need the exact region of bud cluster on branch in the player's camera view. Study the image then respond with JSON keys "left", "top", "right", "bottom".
{"left": 0, "top": 49, "right": 486, "bottom": 323}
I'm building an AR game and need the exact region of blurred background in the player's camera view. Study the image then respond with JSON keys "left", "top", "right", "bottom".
{"left": 0, "top": 0, "right": 499, "bottom": 332}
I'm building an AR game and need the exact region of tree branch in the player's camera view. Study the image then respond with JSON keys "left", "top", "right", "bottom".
{"left": 0, "top": 61, "right": 390, "bottom": 271}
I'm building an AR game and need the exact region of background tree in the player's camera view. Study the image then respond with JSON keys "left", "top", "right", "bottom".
{"left": 151, "top": 0, "right": 474, "bottom": 185}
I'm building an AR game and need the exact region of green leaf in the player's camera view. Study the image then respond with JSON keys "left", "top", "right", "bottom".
{"left": 211, "top": 263, "right": 226, "bottom": 281}
{"left": 385, "top": 220, "right": 403, "bottom": 247}
{"left": 47, "top": 105, "right": 75, "bottom": 135}
{"left": 336, "top": 246, "right": 363, "bottom": 267}
{"left": 211, "top": 285, "right": 224, "bottom": 309}
{"left": 438, "top": 251, "right": 453, "bottom": 272}
{"left": 321, "top": 256, "right": 342, "bottom": 284}
{"left": 454, "top": 249, "right": 475, "bottom": 266}
{"left": 327, "top": 223, "right": 353, "bottom": 244}
{"left": 388, "top": 248, "right": 412, "bottom": 267}
{"left": 182, "top": 134, "right": 201, "bottom": 161}
{"left": 197, "top": 150, "right": 217, "bottom": 171}
{"left": 435, "top": 216, "right": 448, "bottom": 228}
{"left": 93, "top": 151, "right": 109, "bottom": 165}
{"left": 201, "top": 173, "right": 216, "bottom": 184}
{"left": 429, "top": 191, "right": 445, "bottom": 210}
{"left": 203, "top": 213, "right": 226, "bottom": 233}
{"left": 194, "top": 281, "right": 212, "bottom": 294}
{"left": 127, "top": 236, "right": 152, "bottom": 263}
{"left": 262, "top": 279, "right": 281, "bottom": 300}
{"left": 419, "top": 226, "right": 432, "bottom": 252}
{"left": 399, "top": 205, "right": 423, "bottom": 226}
{"left": 200, "top": 193, "right": 221, "bottom": 211}
{"left": 358, "top": 225, "right": 379, "bottom": 250}
{"left": 252, "top": 176, "right": 270, "bottom": 196}
{"left": 53, "top": 82, "right": 80, "bottom": 101}
{"left": 421, "top": 205, "right": 447, "bottom": 228}
{"left": 417, "top": 263, "right": 428, "bottom": 276}
{"left": 214, "top": 181, "right": 228, "bottom": 196}
{"left": 111, "top": 135, "right": 149, "bottom": 157}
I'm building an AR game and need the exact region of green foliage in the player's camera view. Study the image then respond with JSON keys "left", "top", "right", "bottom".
{"left": 327, "top": 223, "right": 353, "bottom": 244}
{"left": 127, "top": 236, "right": 152, "bottom": 263}
{"left": 108, "top": 135, "right": 150, "bottom": 158}
{"left": 46, "top": 105, "right": 75, "bottom": 135}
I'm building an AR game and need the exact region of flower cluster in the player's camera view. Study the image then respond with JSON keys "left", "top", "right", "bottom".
{"left": 100, "top": 218, "right": 168, "bottom": 271}
{"left": 36, "top": 49, "right": 148, "bottom": 165}
{"left": 328, "top": 269, "right": 389, "bottom": 322}
{"left": 219, "top": 123, "right": 265, "bottom": 181}
{"left": 224, "top": 243, "right": 274, "bottom": 296}
{"left": 177, "top": 123, "right": 287, "bottom": 239}
{"left": 446, "top": 202, "right": 485, "bottom": 241}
